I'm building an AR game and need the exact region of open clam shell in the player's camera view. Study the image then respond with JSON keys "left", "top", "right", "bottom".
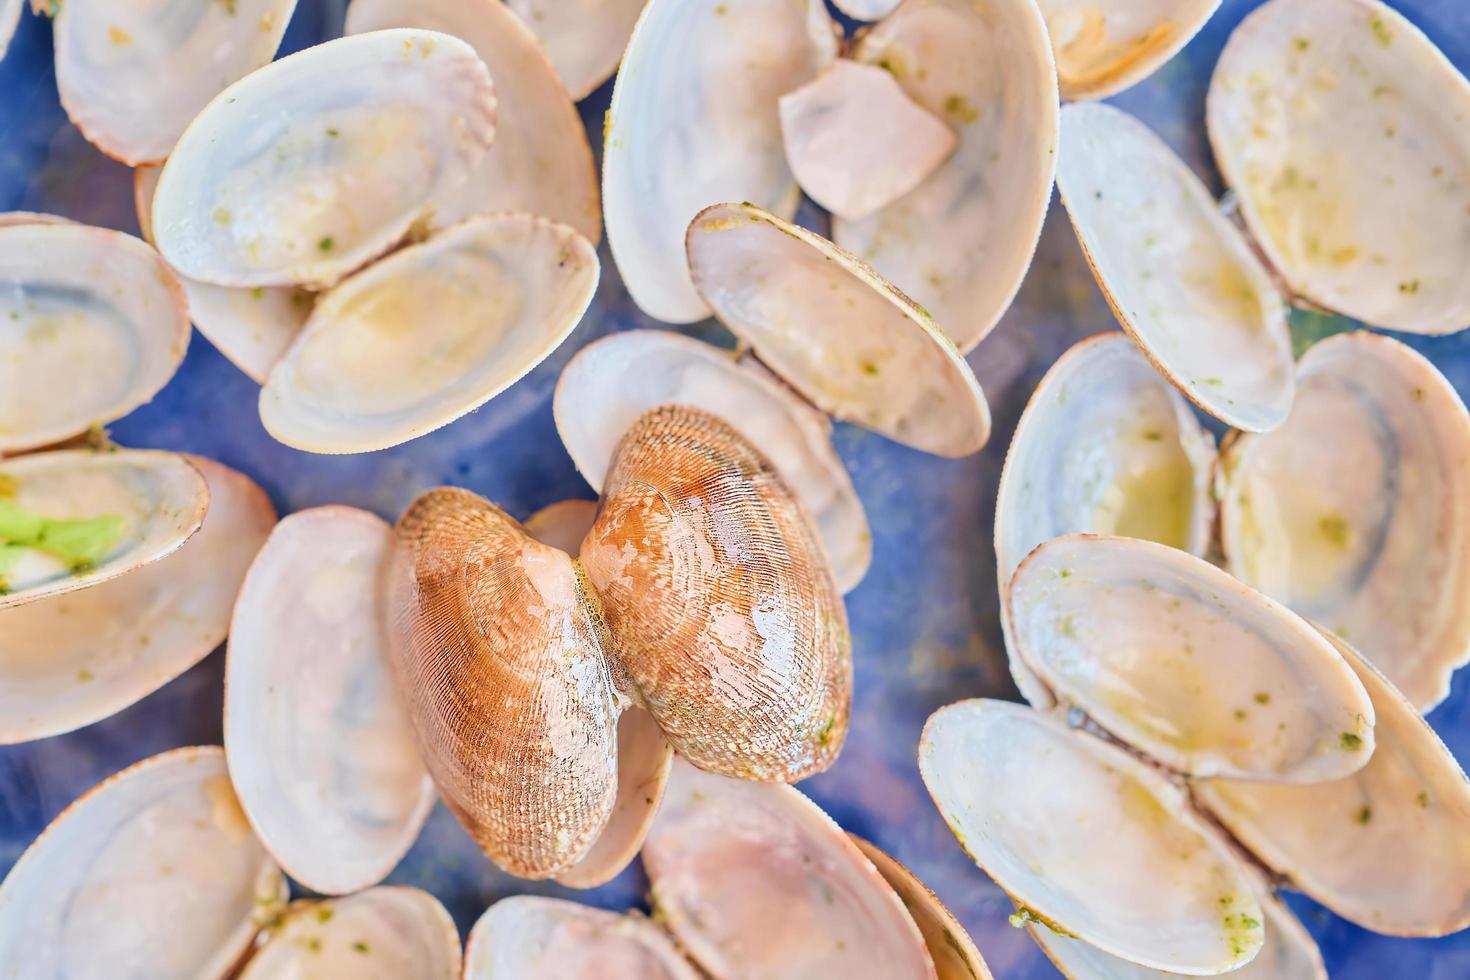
{"left": 153, "top": 29, "right": 497, "bottom": 289}
{"left": 0, "top": 0, "right": 21, "bottom": 59}
{"left": 523, "top": 497, "right": 598, "bottom": 555}
{"left": 1009, "top": 534, "right": 1375, "bottom": 782}
{"left": 1218, "top": 332, "right": 1470, "bottom": 711}
{"left": 644, "top": 758, "right": 938, "bottom": 979}
{"left": 0, "top": 746, "right": 286, "bottom": 978}
{"left": 0, "top": 456, "right": 273, "bottom": 744}
{"left": 1056, "top": 102, "right": 1294, "bottom": 432}
{"left": 832, "top": 0, "right": 1058, "bottom": 352}
{"left": 1039, "top": 1, "right": 1223, "bottom": 102}
{"left": 259, "top": 212, "right": 597, "bottom": 454}
{"left": 1208, "top": 0, "right": 1470, "bottom": 335}
{"left": 464, "top": 896, "right": 699, "bottom": 979}
{"left": 553, "top": 329, "right": 871, "bottom": 592}
{"left": 686, "top": 202, "right": 990, "bottom": 457}
{"left": 920, "top": 699, "right": 1264, "bottom": 975}
{"left": 0, "top": 221, "right": 189, "bottom": 453}
{"left": 504, "top": 0, "right": 647, "bottom": 101}
{"left": 52, "top": 0, "right": 295, "bottom": 165}
{"left": 603, "top": 0, "right": 838, "bottom": 322}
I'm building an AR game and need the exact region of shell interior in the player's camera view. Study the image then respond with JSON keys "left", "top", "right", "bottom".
{"left": 1039, "top": 0, "right": 1223, "bottom": 101}
{"left": 504, "top": 0, "right": 648, "bottom": 100}
{"left": 0, "top": 0, "right": 21, "bottom": 59}
{"left": 464, "top": 896, "right": 699, "bottom": 979}
{"left": 523, "top": 497, "right": 598, "bottom": 557}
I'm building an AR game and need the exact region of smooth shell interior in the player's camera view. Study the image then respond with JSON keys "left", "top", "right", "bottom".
{"left": 464, "top": 896, "right": 699, "bottom": 979}
{"left": 504, "top": 0, "right": 648, "bottom": 100}
{"left": 1039, "top": 0, "right": 1223, "bottom": 101}
{"left": 0, "top": 0, "right": 20, "bottom": 59}
{"left": 830, "top": 0, "right": 901, "bottom": 21}
{"left": 1056, "top": 101, "right": 1294, "bottom": 432}
{"left": 523, "top": 497, "right": 598, "bottom": 556}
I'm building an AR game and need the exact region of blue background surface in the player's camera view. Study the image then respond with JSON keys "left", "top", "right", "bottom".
{"left": 3, "top": 1, "right": 1470, "bottom": 976}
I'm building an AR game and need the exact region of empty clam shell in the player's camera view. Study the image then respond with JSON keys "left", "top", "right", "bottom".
{"left": 686, "top": 202, "right": 991, "bottom": 457}
{"left": 523, "top": 497, "right": 598, "bottom": 555}
{"left": 0, "top": 449, "right": 208, "bottom": 610}
{"left": 464, "top": 896, "right": 699, "bottom": 979}
{"left": 504, "top": 0, "right": 648, "bottom": 100}
{"left": 0, "top": 0, "right": 20, "bottom": 59}
{"left": 603, "top": 0, "right": 838, "bottom": 322}
{"left": 259, "top": 212, "right": 597, "bottom": 454}
{"left": 832, "top": 0, "right": 1058, "bottom": 352}
{"left": 1009, "top": 534, "right": 1375, "bottom": 782}
{"left": 831, "top": 0, "right": 901, "bottom": 20}
{"left": 52, "top": 0, "right": 296, "bottom": 165}
{"left": 0, "top": 746, "right": 286, "bottom": 978}
{"left": 1040, "top": 1, "right": 1223, "bottom": 101}
{"left": 644, "top": 758, "right": 938, "bottom": 979}
{"left": 346, "top": 0, "right": 601, "bottom": 241}
{"left": 1218, "top": 332, "right": 1470, "bottom": 711}
{"left": 225, "top": 507, "right": 435, "bottom": 895}
{"left": 553, "top": 329, "right": 871, "bottom": 592}
{"left": 1056, "top": 102, "right": 1294, "bottom": 432}
{"left": 1209, "top": 0, "right": 1470, "bottom": 334}
{"left": 0, "top": 220, "right": 189, "bottom": 453}
{"left": 153, "top": 29, "right": 497, "bottom": 289}
{"left": 920, "top": 699, "right": 1264, "bottom": 975}
{"left": 0, "top": 456, "right": 273, "bottom": 744}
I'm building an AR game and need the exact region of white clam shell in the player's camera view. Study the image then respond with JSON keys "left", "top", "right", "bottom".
{"left": 0, "top": 0, "right": 22, "bottom": 59}
{"left": 504, "top": 0, "right": 648, "bottom": 100}
{"left": 831, "top": 0, "right": 901, "bottom": 20}
{"left": 1039, "top": 0, "right": 1223, "bottom": 101}
{"left": 523, "top": 497, "right": 598, "bottom": 556}
{"left": 464, "top": 896, "right": 699, "bottom": 979}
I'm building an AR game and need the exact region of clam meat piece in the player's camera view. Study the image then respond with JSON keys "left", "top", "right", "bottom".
{"left": 52, "top": 0, "right": 296, "bottom": 165}
{"left": 920, "top": 699, "right": 1264, "bottom": 975}
{"left": 779, "top": 60, "right": 957, "bottom": 222}
{"left": 523, "top": 497, "right": 599, "bottom": 556}
{"left": 833, "top": 0, "right": 1058, "bottom": 352}
{"left": 504, "top": 0, "right": 647, "bottom": 101}
{"left": 1056, "top": 102, "right": 1294, "bottom": 432}
{"left": 1008, "top": 534, "right": 1375, "bottom": 782}
{"left": 152, "top": 29, "right": 497, "bottom": 289}
{"left": 644, "top": 759, "right": 938, "bottom": 980}
{"left": 687, "top": 202, "right": 990, "bottom": 457}
{"left": 553, "top": 329, "right": 871, "bottom": 592}
{"left": 0, "top": 449, "right": 208, "bottom": 610}
{"left": 1195, "top": 631, "right": 1470, "bottom": 937}
{"left": 0, "top": 456, "right": 273, "bottom": 744}
{"left": 346, "top": 0, "right": 601, "bottom": 241}
{"left": 1218, "top": 333, "right": 1470, "bottom": 711}
{"left": 464, "top": 896, "right": 699, "bottom": 979}
{"left": 0, "top": 221, "right": 189, "bottom": 453}
{"left": 259, "top": 212, "right": 598, "bottom": 454}
{"left": 1039, "top": 0, "right": 1222, "bottom": 101}
{"left": 1209, "top": 0, "right": 1470, "bottom": 335}
{"left": 225, "top": 507, "right": 435, "bottom": 895}
{"left": 603, "top": 0, "right": 838, "bottom": 322}
{"left": 580, "top": 405, "right": 851, "bottom": 782}
{"left": 0, "top": 746, "right": 286, "bottom": 978}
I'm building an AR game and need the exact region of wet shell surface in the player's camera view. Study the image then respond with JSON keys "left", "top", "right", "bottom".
{"left": 259, "top": 212, "right": 597, "bottom": 454}
{"left": 523, "top": 497, "right": 599, "bottom": 556}
{"left": 1056, "top": 101, "right": 1294, "bottom": 432}
{"left": 1209, "top": 0, "right": 1470, "bottom": 334}
{"left": 0, "top": 0, "right": 20, "bottom": 59}
{"left": 644, "top": 759, "right": 937, "bottom": 980}
{"left": 553, "top": 329, "right": 871, "bottom": 592}
{"left": 152, "top": 29, "right": 497, "bottom": 289}
{"left": 0, "top": 220, "right": 189, "bottom": 453}
{"left": 52, "top": 0, "right": 296, "bottom": 165}
{"left": 0, "top": 456, "right": 273, "bottom": 744}
{"left": 1039, "top": 0, "right": 1223, "bottom": 101}
{"left": 603, "top": 0, "right": 838, "bottom": 322}
{"left": 464, "top": 896, "right": 700, "bottom": 979}
{"left": 686, "top": 203, "right": 990, "bottom": 457}
{"left": 0, "top": 746, "right": 286, "bottom": 978}
{"left": 1218, "top": 332, "right": 1470, "bottom": 711}
{"left": 504, "top": 0, "right": 648, "bottom": 100}
{"left": 919, "top": 699, "right": 1264, "bottom": 975}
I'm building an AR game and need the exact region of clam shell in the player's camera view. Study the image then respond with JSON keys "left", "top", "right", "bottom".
{"left": 832, "top": 0, "right": 1059, "bottom": 352}
{"left": 1056, "top": 101, "right": 1294, "bottom": 432}
{"left": 686, "top": 202, "right": 991, "bottom": 457}
{"left": 0, "top": 456, "right": 273, "bottom": 743}
{"left": 53, "top": 0, "right": 295, "bottom": 165}
{"left": 1040, "top": 0, "right": 1223, "bottom": 101}
{"left": 0, "top": 221, "right": 189, "bottom": 453}
{"left": 0, "top": 0, "right": 20, "bottom": 59}
{"left": 579, "top": 404, "right": 851, "bottom": 782}
{"left": 919, "top": 699, "right": 1265, "bottom": 975}
{"left": 644, "top": 758, "right": 938, "bottom": 979}
{"left": 524, "top": 497, "right": 598, "bottom": 556}
{"left": 464, "top": 896, "right": 699, "bottom": 979}
{"left": 152, "top": 29, "right": 497, "bottom": 289}
{"left": 1208, "top": 0, "right": 1470, "bottom": 334}
{"left": 1009, "top": 534, "right": 1375, "bottom": 782}
{"left": 0, "top": 746, "right": 286, "bottom": 978}
{"left": 603, "top": 0, "right": 838, "bottom": 322}
{"left": 552, "top": 329, "right": 871, "bottom": 592}
{"left": 1218, "top": 332, "right": 1470, "bottom": 710}
{"left": 225, "top": 507, "right": 435, "bottom": 895}
{"left": 503, "top": 0, "right": 647, "bottom": 100}
{"left": 259, "top": 212, "right": 597, "bottom": 454}
{"left": 831, "top": 0, "right": 900, "bottom": 20}
{"left": 346, "top": 0, "right": 601, "bottom": 241}
{"left": 0, "top": 449, "right": 208, "bottom": 610}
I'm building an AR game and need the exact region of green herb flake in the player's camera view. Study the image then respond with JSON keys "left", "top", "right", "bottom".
{"left": 315, "top": 907, "right": 333, "bottom": 924}
{"left": 325, "top": 127, "right": 340, "bottom": 138}
{"left": 1398, "top": 279, "right": 1421, "bottom": 294}
{"left": 943, "top": 94, "right": 979, "bottom": 124}
{"left": 318, "top": 236, "right": 335, "bottom": 253}
{"left": 1340, "top": 731, "right": 1364, "bottom": 751}
{"left": 1370, "top": 15, "right": 1392, "bottom": 46}
{"left": 0, "top": 501, "right": 124, "bottom": 568}
{"left": 1294, "top": 37, "right": 1310, "bottom": 51}
{"left": 1253, "top": 692, "right": 1271, "bottom": 705}
{"left": 1355, "top": 805, "right": 1373, "bottom": 825}
{"left": 1417, "top": 791, "right": 1431, "bottom": 808}
{"left": 352, "top": 941, "right": 370, "bottom": 954}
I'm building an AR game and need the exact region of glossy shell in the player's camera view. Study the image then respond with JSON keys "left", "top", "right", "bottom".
{"left": 523, "top": 497, "right": 598, "bottom": 556}
{"left": 0, "top": 0, "right": 20, "bottom": 59}
{"left": 504, "top": 0, "right": 647, "bottom": 100}
{"left": 464, "top": 896, "right": 699, "bottom": 979}
{"left": 1039, "top": 0, "right": 1223, "bottom": 101}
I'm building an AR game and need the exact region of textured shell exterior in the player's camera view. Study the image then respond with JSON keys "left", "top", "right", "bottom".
{"left": 504, "top": 0, "right": 648, "bottom": 100}
{"left": 1039, "top": 0, "right": 1223, "bottom": 101}
{"left": 580, "top": 405, "right": 851, "bottom": 782}
{"left": 464, "top": 896, "right": 700, "bottom": 979}
{"left": 1218, "top": 332, "right": 1470, "bottom": 711}
{"left": 1209, "top": 0, "right": 1470, "bottom": 334}
{"left": 388, "top": 488, "right": 621, "bottom": 878}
